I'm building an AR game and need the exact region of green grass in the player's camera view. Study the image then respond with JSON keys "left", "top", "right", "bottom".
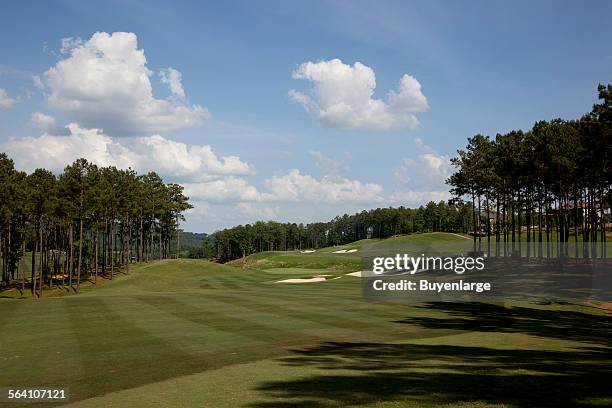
{"left": 262, "top": 267, "right": 342, "bottom": 277}
{"left": 240, "top": 251, "right": 361, "bottom": 274}
{"left": 355, "top": 232, "right": 475, "bottom": 260}
{"left": 0, "top": 233, "right": 611, "bottom": 407}
{"left": 316, "top": 238, "right": 378, "bottom": 253}
{"left": 0, "top": 256, "right": 142, "bottom": 299}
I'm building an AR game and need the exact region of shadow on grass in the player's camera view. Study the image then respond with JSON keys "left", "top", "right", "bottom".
{"left": 250, "top": 303, "right": 612, "bottom": 407}
{"left": 396, "top": 302, "right": 612, "bottom": 346}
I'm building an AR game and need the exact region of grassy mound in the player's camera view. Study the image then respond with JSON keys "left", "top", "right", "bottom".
{"left": 239, "top": 251, "right": 361, "bottom": 274}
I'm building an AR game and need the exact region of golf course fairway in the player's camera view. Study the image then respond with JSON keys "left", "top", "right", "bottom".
{"left": 1, "top": 235, "right": 611, "bottom": 407}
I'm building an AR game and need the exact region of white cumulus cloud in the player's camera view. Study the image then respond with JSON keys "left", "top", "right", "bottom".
{"left": 30, "top": 112, "right": 56, "bottom": 131}
{"left": 2, "top": 124, "right": 253, "bottom": 180}
{"left": 388, "top": 191, "right": 450, "bottom": 206}
{"left": 159, "top": 67, "right": 185, "bottom": 98}
{"left": 289, "top": 59, "right": 428, "bottom": 132}
{"left": 135, "top": 135, "right": 254, "bottom": 179}
{"left": 32, "top": 76, "right": 44, "bottom": 89}
{"left": 393, "top": 139, "right": 451, "bottom": 191}
{"left": 389, "top": 137, "right": 451, "bottom": 206}
{"left": 309, "top": 150, "right": 350, "bottom": 176}
{"left": 42, "top": 32, "right": 208, "bottom": 135}
{"left": 264, "top": 169, "right": 382, "bottom": 204}
{"left": 0, "top": 88, "right": 15, "bottom": 108}
{"left": 234, "top": 202, "right": 279, "bottom": 221}
{"left": 183, "top": 177, "right": 262, "bottom": 203}
{"left": 183, "top": 168, "right": 384, "bottom": 206}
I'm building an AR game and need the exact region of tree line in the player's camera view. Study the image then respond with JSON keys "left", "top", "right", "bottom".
{"left": 206, "top": 201, "right": 474, "bottom": 261}
{"left": 205, "top": 84, "right": 610, "bottom": 262}
{"left": 0, "top": 157, "right": 192, "bottom": 296}
{"left": 447, "top": 84, "right": 611, "bottom": 258}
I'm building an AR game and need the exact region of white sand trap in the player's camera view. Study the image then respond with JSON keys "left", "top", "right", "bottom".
{"left": 331, "top": 276, "right": 341, "bottom": 280}
{"left": 345, "top": 249, "right": 358, "bottom": 253}
{"left": 314, "top": 274, "right": 333, "bottom": 277}
{"left": 300, "top": 250, "right": 316, "bottom": 253}
{"left": 275, "top": 277, "right": 326, "bottom": 284}
{"left": 448, "top": 233, "right": 472, "bottom": 240}
{"left": 332, "top": 249, "right": 347, "bottom": 253}
{"left": 346, "top": 271, "right": 367, "bottom": 277}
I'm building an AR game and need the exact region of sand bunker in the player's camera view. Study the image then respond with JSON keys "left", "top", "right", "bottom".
{"left": 332, "top": 248, "right": 358, "bottom": 253}
{"left": 448, "top": 233, "right": 472, "bottom": 240}
{"left": 275, "top": 277, "right": 326, "bottom": 284}
{"left": 300, "top": 250, "right": 316, "bottom": 253}
{"left": 346, "top": 271, "right": 366, "bottom": 277}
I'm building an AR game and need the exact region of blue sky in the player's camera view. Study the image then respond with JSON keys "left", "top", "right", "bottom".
{"left": 1, "top": 0, "right": 611, "bottom": 232}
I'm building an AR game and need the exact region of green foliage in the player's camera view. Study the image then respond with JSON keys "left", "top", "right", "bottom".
{"left": 210, "top": 202, "right": 474, "bottom": 261}
{"left": 447, "top": 84, "right": 611, "bottom": 257}
{"left": 0, "top": 156, "right": 192, "bottom": 291}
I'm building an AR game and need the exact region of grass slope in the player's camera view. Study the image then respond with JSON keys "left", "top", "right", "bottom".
{"left": 0, "top": 234, "right": 610, "bottom": 407}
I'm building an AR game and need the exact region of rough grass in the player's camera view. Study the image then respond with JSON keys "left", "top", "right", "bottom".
{"left": 0, "top": 235, "right": 611, "bottom": 407}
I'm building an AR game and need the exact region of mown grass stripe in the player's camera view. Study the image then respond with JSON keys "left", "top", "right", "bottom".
{"left": 208, "top": 290, "right": 439, "bottom": 338}
{"left": 208, "top": 283, "right": 425, "bottom": 321}
{"left": 136, "top": 294, "right": 322, "bottom": 344}
{"left": 64, "top": 297, "right": 206, "bottom": 403}
{"left": 206, "top": 292, "right": 378, "bottom": 332}
{"left": 101, "top": 294, "right": 259, "bottom": 353}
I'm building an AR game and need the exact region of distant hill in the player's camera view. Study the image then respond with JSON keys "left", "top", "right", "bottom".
{"left": 177, "top": 232, "right": 211, "bottom": 258}
{"left": 180, "top": 232, "right": 206, "bottom": 248}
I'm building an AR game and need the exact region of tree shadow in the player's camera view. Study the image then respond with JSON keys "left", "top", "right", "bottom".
{"left": 395, "top": 301, "right": 612, "bottom": 346}
{"left": 249, "top": 303, "right": 612, "bottom": 407}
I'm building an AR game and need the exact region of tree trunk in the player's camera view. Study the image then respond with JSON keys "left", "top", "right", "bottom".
{"left": 486, "top": 193, "right": 491, "bottom": 257}
{"left": 94, "top": 231, "right": 98, "bottom": 284}
{"left": 110, "top": 220, "right": 114, "bottom": 280}
{"left": 20, "top": 237, "right": 25, "bottom": 296}
{"left": 68, "top": 223, "right": 74, "bottom": 291}
{"left": 140, "top": 216, "right": 143, "bottom": 262}
{"left": 39, "top": 224, "right": 43, "bottom": 297}
{"left": 31, "top": 223, "right": 37, "bottom": 296}
{"left": 176, "top": 215, "right": 180, "bottom": 259}
{"left": 76, "top": 217, "right": 83, "bottom": 292}
{"left": 471, "top": 191, "right": 476, "bottom": 251}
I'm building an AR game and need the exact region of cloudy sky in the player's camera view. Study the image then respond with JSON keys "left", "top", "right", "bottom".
{"left": 1, "top": 0, "right": 611, "bottom": 232}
